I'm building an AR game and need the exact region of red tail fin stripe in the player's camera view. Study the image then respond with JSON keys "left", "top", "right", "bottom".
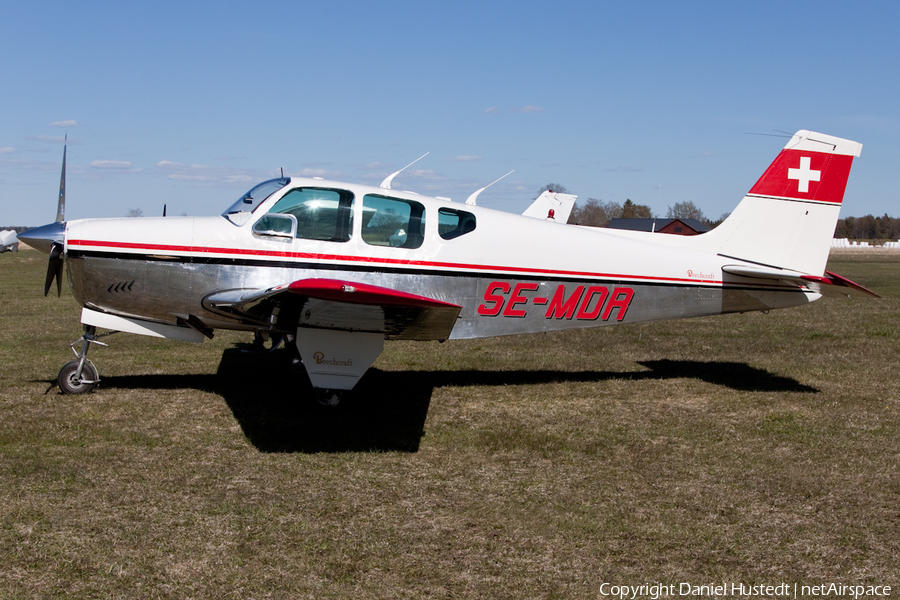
{"left": 748, "top": 149, "right": 854, "bottom": 204}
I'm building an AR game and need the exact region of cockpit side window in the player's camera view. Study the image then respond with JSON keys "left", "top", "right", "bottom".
{"left": 361, "top": 195, "right": 426, "bottom": 249}
{"left": 265, "top": 188, "right": 354, "bottom": 242}
{"left": 438, "top": 208, "right": 476, "bottom": 240}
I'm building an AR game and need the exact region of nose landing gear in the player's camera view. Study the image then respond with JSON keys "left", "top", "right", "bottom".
{"left": 57, "top": 325, "right": 114, "bottom": 394}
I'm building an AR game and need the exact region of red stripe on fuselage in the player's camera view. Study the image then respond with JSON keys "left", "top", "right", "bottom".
{"left": 66, "top": 238, "right": 798, "bottom": 291}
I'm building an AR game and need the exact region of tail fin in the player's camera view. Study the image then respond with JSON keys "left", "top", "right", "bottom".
{"left": 698, "top": 130, "right": 862, "bottom": 275}
{"left": 523, "top": 190, "right": 577, "bottom": 223}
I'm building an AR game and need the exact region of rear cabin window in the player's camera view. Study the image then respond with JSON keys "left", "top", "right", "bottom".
{"left": 438, "top": 208, "right": 476, "bottom": 240}
{"left": 362, "top": 195, "right": 425, "bottom": 249}
{"left": 265, "top": 188, "right": 354, "bottom": 242}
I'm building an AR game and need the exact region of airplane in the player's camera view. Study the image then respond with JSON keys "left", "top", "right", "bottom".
{"left": 0, "top": 230, "right": 19, "bottom": 253}
{"left": 20, "top": 130, "right": 876, "bottom": 404}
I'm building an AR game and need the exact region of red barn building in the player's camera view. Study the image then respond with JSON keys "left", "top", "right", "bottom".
{"left": 606, "top": 218, "right": 711, "bottom": 236}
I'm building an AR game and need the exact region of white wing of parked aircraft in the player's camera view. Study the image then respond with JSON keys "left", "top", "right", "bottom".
{"left": 0, "top": 230, "right": 19, "bottom": 253}
{"left": 20, "top": 130, "right": 876, "bottom": 403}
{"left": 521, "top": 189, "right": 577, "bottom": 223}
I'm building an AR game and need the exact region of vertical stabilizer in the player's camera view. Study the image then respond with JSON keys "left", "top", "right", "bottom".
{"left": 695, "top": 130, "right": 862, "bottom": 276}
{"left": 522, "top": 190, "right": 577, "bottom": 223}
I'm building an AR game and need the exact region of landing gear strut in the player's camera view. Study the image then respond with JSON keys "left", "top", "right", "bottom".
{"left": 241, "top": 331, "right": 284, "bottom": 353}
{"left": 57, "top": 325, "right": 113, "bottom": 394}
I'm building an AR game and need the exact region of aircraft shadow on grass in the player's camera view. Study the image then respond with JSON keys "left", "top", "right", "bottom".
{"left": 80, "top": 348, "right": 818, "bottom": 454}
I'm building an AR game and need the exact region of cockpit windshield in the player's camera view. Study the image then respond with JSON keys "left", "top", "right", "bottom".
{"left": 222, "top": 177, "right": 291, "bottom": 225}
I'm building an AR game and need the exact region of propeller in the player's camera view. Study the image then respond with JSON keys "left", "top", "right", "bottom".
{"left": 44, "top": 242, "right": 64, "bottom": 297}
{"left": 20, "top": 137, "right": 69, "bottom": 298}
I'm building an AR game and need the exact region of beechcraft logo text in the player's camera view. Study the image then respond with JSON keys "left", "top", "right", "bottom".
{"left": 313, "top": 351, "right": 353, "bottom": 367}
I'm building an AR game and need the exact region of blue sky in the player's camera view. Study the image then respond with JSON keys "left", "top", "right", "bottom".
{"left": 2, "top": 0, "right": 897, "bottom": 226}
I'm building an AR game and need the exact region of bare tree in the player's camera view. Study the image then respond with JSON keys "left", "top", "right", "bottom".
{"left": 622, "top": 199, "right": 652, "bottom": 219}
{"left": 666, "top": 201, "right": 705, "bottom": 221}
{"left": 708, "top": 212, "right": 731, "bottom": 228}
{"left": 568, "top": 199, "right": 621, "bottom": 227}
{"left": 126, "top": 208, "right": 144, "bottom": 218}
{"left": 535, "top": 183, "right": 569, "bottom": 198}
{"left": 569, "top": 198, "right": 654, "bottom": 226}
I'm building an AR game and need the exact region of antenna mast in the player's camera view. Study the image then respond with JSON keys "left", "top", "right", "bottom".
{"left": 380, "top": 152, "right": 429, "bottom": 190}
{"left": 466, "top": 170, "right": 514, "bottom": 206}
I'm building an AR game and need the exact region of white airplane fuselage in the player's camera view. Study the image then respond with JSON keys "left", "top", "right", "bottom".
{"left": 63, "top": 180, "right": 812, "bottom": 345}
{"left": 23, "top": 130, "right": 872, "bottom": 395}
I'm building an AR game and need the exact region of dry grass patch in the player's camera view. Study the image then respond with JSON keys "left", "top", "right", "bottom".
{"left": 0, "top": 253, "right": 898, "bottom": 598}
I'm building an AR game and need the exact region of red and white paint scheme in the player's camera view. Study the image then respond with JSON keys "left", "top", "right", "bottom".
{"left": 21, "top": 130, "right": 876, "bottom": 402}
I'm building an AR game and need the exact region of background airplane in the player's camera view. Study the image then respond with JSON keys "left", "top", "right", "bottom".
{"left": 0, "top": 230, "right": 18, "bottom": 253}
{"left": 20, "top": 130, "right": 876, "bottom": 404}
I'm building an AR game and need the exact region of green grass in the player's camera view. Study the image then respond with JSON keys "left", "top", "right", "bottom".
{"left": 1, "top": 251, "right": 899, "bottom": 598}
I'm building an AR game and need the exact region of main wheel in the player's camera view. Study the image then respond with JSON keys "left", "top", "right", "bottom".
{"left": 315, "top": 389, "right": 342, "bottom": 407}
{"left": 58, "top": 361, "right": 98, "bottom": 395}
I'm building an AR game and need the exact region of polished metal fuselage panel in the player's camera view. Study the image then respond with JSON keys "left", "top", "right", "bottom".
{"left": 65, "top": 250, "right": 811, "bottom": 341}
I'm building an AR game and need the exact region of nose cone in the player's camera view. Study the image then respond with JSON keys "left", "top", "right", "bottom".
{"left": 19, "top": 221, "right": 66, "bottom": 254}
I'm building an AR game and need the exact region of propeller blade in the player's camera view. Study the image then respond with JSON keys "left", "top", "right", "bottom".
{"left": 44, "top": 242, "right": 63, "bottom": 297}
{"left": 55, "top": 249, "right": 64, "bottom": 297}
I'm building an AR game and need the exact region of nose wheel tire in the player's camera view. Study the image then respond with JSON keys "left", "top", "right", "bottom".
{"left": 58, "top": 361, "right": 98, "bottom": 395}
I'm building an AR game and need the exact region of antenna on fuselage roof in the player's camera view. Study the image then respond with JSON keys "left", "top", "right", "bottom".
{"left": 380, "top": 152, "right": 429, "bottom": 190}
{"left": 465, "top": 170, "right": 514, "bottom": 206}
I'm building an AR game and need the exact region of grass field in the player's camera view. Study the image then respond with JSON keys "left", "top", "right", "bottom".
{"left": 1, "top": 251, "right": 898, "bottom": 599}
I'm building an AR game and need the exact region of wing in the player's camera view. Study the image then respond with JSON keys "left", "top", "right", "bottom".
{"left": 722, "top": 265, "right": 879, "bottom": 298}
{"left": 204, "top": 278, "right": 463, "bottom": 340}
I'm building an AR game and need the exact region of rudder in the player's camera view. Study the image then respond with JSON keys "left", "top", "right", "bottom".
{"left": 697, "top": 130, "right": 862, "bottom": 275}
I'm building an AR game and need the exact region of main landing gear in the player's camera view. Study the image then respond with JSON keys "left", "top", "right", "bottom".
{"left": 315, "top": 389, "right": 343, "bottom": 407}
{"left": 57, "top": 325, "right": 113, "bottom": 394}
{"left": 290, "top": 355, "right": 344, "bottom": 407}
{"left": 241, "top": 331, "right": 284, "bottom": 353}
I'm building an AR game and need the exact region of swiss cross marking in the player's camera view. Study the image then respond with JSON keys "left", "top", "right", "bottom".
{"left": 787, "top": 156, "right": 821, "bottom": 193}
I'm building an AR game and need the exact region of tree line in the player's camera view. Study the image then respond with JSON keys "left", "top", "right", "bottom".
{"left": 834, "top": 214, "right": 900, "bottom": 241}
{"left": 562, "top": 193, "right": 728, "bottom": 228}
{"left": 543, "top": 184, "right": 894, "bottom": 239}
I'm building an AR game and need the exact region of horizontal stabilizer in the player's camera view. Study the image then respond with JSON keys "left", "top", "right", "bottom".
{"left": 722, "top": 265, "right": 879, "bottom": 298}
{"left": 816, "top": 270, "right": 880, "bottom": 298}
